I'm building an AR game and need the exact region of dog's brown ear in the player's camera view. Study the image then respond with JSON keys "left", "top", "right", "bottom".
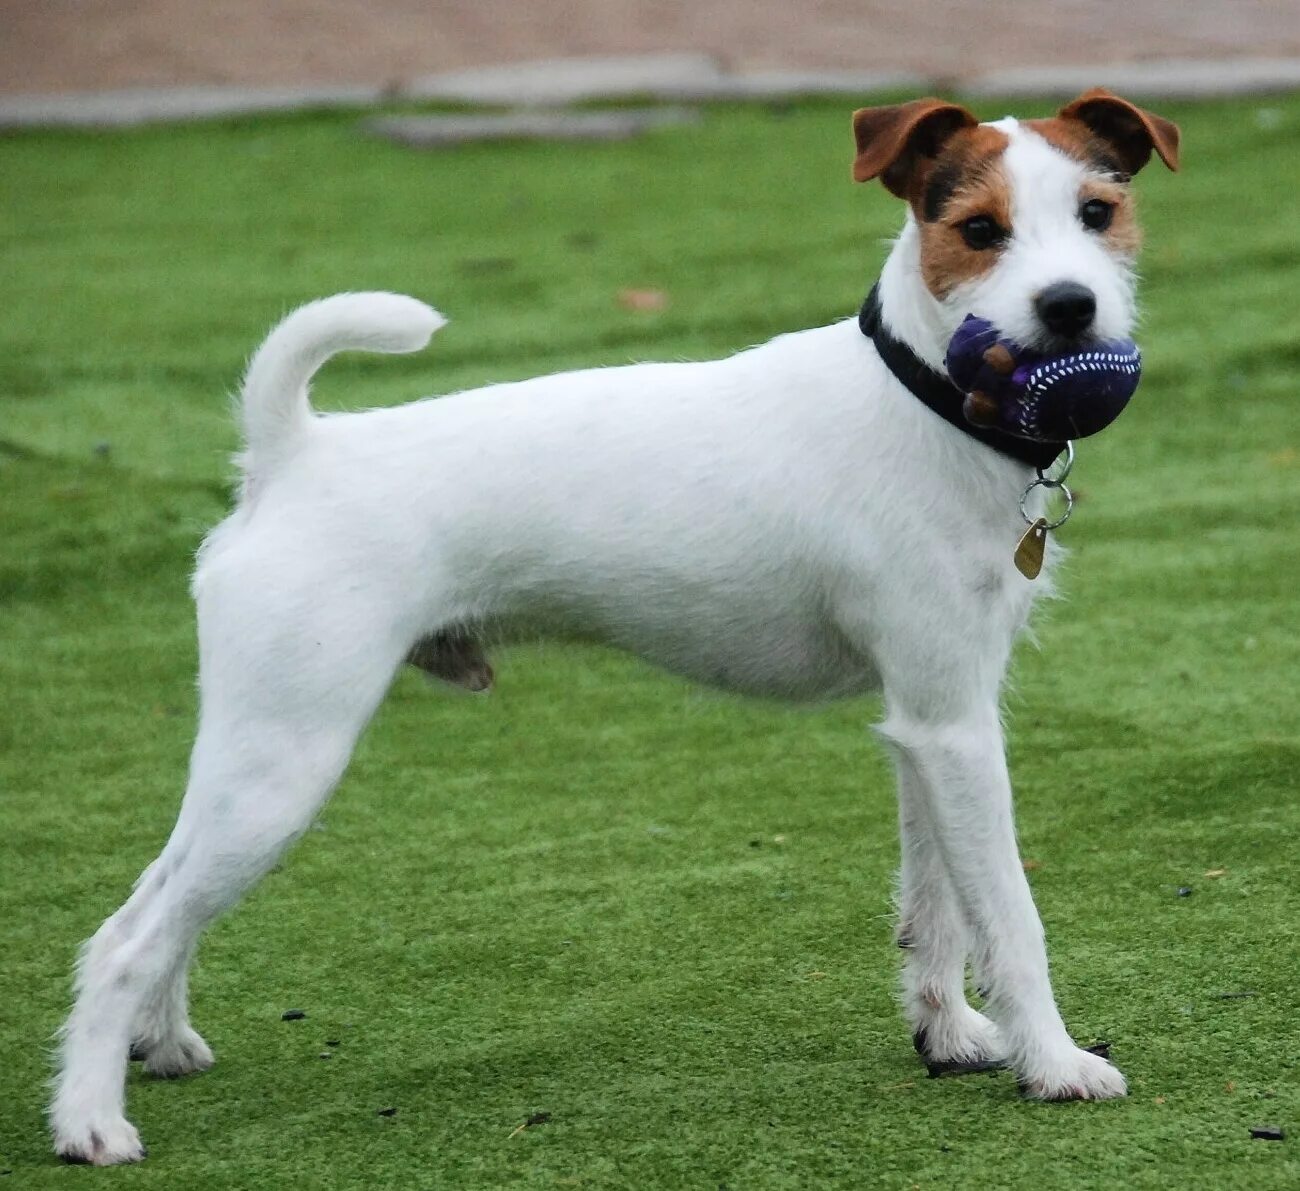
{"left": 1057, "top": 89, "right": 1180, "bottom": 174}
{"left": 851, "top": 99, "right": 978, "bottom": 197}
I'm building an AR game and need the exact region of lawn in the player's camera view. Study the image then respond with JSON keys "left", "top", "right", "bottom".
{"left": 1, "top": 92, "right": 1298, "bottom": 1189}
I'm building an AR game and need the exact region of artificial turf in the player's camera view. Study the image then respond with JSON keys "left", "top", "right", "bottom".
{"left": 1, "top": 92, "right": 1298, "bottom": 1189}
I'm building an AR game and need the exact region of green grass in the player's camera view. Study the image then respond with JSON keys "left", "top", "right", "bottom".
{"left": 2, "top": 93, "right": 1299, "bottom": 1188}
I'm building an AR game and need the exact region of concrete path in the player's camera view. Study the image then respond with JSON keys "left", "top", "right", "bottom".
{"left": 6, "top": 1, "right": 1299, "bottom": 96}
{"left": 4, "top": 51, "right": 1299, "bottom": 131}
{"left": 364, "top": 107, "right": 701, "bottom": 148}
{"left": 4, "top": 3, "right": 1299, "bottom": 130}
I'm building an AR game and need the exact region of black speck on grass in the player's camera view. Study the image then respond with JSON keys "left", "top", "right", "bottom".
{"left": 377, "top": 1107, "right": 397, "bottom": 1117}
{"left": 6, "top": 95, "right": 1300, "bottom": 1191}
{"left": 1249, "top": 1126, "right": 1284, "bottom": 1141}
{"left": 456, "top": 256, "right": 516, "bottom": 276}
{"left": 281, "top": 1008, "right": 306, "bottom": 1021}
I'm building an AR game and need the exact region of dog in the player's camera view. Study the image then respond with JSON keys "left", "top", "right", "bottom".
{"left": 51, "top": 89, "right": 1179, "bottom": 1164}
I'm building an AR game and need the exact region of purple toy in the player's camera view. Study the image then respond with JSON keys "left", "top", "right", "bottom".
{"left": 944, "top": 315, "right": 1141, "bottom": 442}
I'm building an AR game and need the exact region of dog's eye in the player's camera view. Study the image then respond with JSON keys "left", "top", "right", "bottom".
{"left": 958, "top": 216, "right": 1006, "bottom": 251}
{"left": 1079, "top": 198, "right": 1115, "bottom": 231}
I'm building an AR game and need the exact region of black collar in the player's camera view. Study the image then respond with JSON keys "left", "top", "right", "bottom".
{"left": 858, "top": 283, "right": 1065, "bottom": 470}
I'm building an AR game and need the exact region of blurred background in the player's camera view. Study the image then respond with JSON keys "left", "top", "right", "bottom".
{"left": 4, "top": 0, "right": 1299, "bottom": 95}
{"left": 3, "top": 3, "right": 1299, "bottom": 1188}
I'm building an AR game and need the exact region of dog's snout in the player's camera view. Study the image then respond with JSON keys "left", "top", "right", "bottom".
{"left": 1034, "top": 282, "right": 1096, "bottom": 339}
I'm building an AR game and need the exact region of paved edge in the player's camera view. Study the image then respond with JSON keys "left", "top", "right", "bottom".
{"left": 3, "top": 52, "right": 1299, "bottom": 129}
{"left": 963, "top": 56, "right": 1300, "bottom": 99}
{"left": 363, "top": 107, "right": 702, "bottom": 146}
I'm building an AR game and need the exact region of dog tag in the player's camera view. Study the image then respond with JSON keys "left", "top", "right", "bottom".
{"left": 1014, "top": 518, "right": 1048, "bottom": 579}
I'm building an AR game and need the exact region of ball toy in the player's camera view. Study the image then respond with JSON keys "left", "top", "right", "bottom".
{"left": 944, "top": 315, "right": 1141, "bottom": 442}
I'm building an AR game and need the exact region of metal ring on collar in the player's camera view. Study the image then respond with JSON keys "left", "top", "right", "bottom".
{"left": 1037, "top": 440, "right": 1075, "bottom": 484}
{"left": 1019, "top": 478, "right": 1074, "bottom": 530}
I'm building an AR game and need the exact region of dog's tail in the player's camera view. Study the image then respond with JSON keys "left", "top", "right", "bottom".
{"left": 239, "top": 292, "right": 444, "bottom": 463}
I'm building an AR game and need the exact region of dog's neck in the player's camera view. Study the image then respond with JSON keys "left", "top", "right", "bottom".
{"left": 864, "top": 218, "right": 1067, "bottom": 472}
{"left": 874, "top": 218, "right": 951, "bottom": 374}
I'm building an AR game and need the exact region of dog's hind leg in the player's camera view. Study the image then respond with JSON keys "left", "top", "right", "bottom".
{"left": 893, "top": 751, "right": 1004, "bottom": 1075}
{"left": 51, "top": 571, "right": 412, "bottom": 1164}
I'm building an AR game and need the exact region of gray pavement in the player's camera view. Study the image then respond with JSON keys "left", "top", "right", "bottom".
{"left": 3, "top": 52, "right": 1298, "bottom": 132}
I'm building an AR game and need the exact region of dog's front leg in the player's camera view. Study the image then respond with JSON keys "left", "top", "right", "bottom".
{"left": 894, "top": 751, "right": 1003, "bottom": 1073}
{"left": 879, "top": 707, "right": 1126, "bottom": 1100}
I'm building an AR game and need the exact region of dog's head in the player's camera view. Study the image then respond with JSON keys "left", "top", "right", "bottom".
{"left": 853, "top": 90, "right": 1179, "bottom": 352}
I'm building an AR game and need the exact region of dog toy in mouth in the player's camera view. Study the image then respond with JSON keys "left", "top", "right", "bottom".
{"left": 944, "top": 315, "right": 1141, "bottom": 442}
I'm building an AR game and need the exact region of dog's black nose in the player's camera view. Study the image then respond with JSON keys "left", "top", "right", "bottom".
{"left": 1035, "top": 282, "right": 1096, "bottom": 338}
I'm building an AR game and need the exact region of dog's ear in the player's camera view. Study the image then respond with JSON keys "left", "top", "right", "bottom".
{"left": 1057, "top": 89, "right": 1180, "bottom": 174}
{"left": 851, "top": 99, "right": 978, "bottom": 197}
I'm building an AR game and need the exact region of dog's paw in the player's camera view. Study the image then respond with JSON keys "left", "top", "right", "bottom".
{"left": 138, "top": 1026, "right": 214, "bottom": 1079}
{"left": 913, "top": 1006, "right": 1006, "bottom": 1076}
{"left": 1018, "top": 1045, "right": 1127, "bottom": 1101}
{"left": 53, "top": 1114, "right": 146, "bottom": 1166}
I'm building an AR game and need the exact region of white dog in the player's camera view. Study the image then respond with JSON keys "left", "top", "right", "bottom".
{"left": 52, "top": 89, "right": 1179, "bottom": 1164}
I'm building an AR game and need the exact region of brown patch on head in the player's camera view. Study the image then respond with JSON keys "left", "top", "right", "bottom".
{"left": 917, "top": 124, "right": 1012, "bottom": 223}
{"left": 1028, "top": 89, "right": 1179, "bottom": 263}
{"left": 1025, "top": 121, "right": 1144, "bottom": 259}
{"left": 851, "top": 98, "right": 978, "bottom": 199}
{"left": 912, "top": 124, "right": 1013, "bottom": 299}
{"left": 1036, "top": 89, "right": 1180, "bottom": 177}
{"left": 1025, "top": 116, "right": 1129, "bottom": 179}
{"left": 1082, "top": 177, "right": 1142, "bottom": 257}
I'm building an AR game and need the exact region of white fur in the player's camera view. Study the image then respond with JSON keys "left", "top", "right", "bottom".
{"left": 950, "top": 121, "right": 1135, "bottom": 359}
{"left": 51, "top": 119, "right": 1131, "bottom": 1164}
{"left": 239, "top": 292, "right": 444, "bottom": 472}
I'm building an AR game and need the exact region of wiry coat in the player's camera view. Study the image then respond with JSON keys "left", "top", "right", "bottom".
{"left": 51, "top": 91, "right": 1179, "bottom": 1164}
